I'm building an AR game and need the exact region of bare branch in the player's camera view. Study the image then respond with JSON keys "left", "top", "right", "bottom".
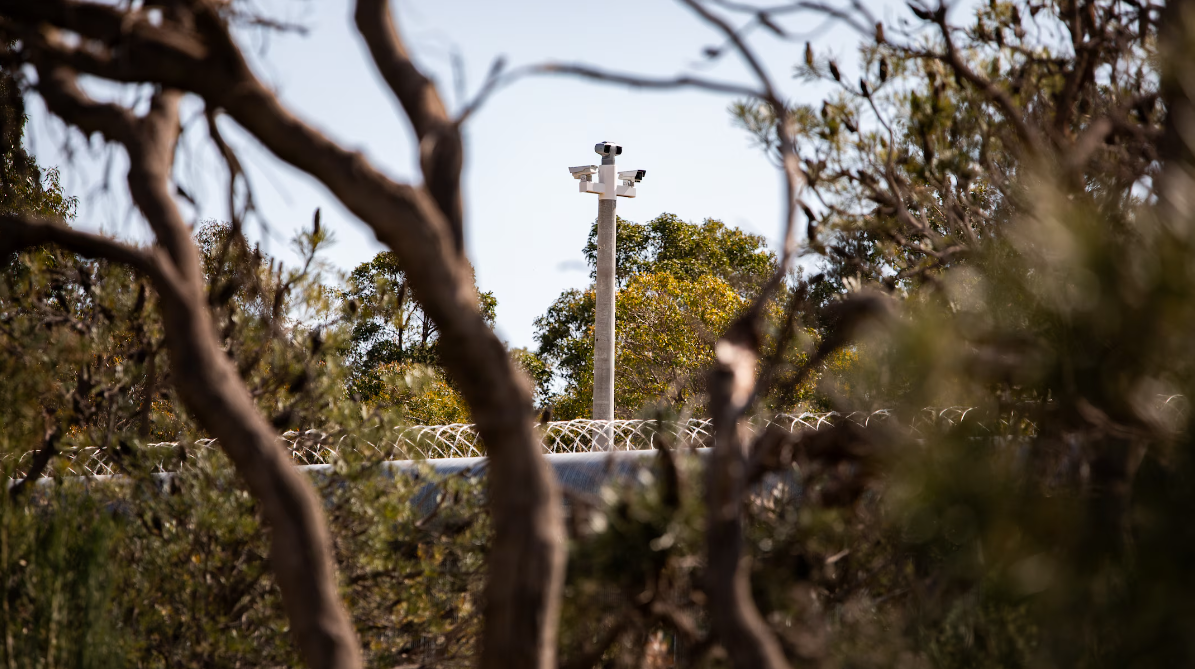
{"left": 673, "top": 0, "right": 805, "bottom": 309}
{"left": 354, "top": 0, "right": 464, "bottom": 252}
{"left": 0, "top": 212, "right": 171, "bottom": 284}
{"left": 32, "top": 60, "right": 137, "bottom": 145}
{"left": 31, "top": 64, "right": 200, "bottom": 281}
{"left": 533, "top": 62, "right": 764, "bottom": 98}
{"left": 204, "top": 106, "right": 256, "bottom": 230}
{"left": 353, "top": 0, "right": 449, "bottom": 138}
{"left": 455, "top": 57, "right": 509, "bottom": 125}
{"left": 711, "top": 0, "right": 877, "bottom": 35}
{"left": 679, "top": 0, "right": 782, "bottom": 102}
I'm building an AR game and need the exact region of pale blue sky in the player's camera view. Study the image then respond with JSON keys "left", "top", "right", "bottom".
{"left": 25, "top": 0, "right": 895, "bottom": 348}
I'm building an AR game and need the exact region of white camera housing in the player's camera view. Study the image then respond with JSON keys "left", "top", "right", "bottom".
{"left": 618, "top": 169, "right": 646, "bottom": 183}
{"left": 569, "top": 165, "right": 598, "bottom": 180}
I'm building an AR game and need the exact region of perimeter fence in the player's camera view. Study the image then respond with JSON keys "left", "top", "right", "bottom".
{"left": 6, "top": 408, "right": 991, "bottom": 479}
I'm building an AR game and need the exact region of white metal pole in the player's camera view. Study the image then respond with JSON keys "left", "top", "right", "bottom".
{"left": 593, "top": 160, "right": 617, "bottom": 424}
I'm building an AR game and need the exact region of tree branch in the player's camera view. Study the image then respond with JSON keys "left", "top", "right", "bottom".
{"left": 532, "top": 63, "right": 764, "bottom": 98}
{"left": 926, "top": 5, "right": 1044, "bottom": 152}
{"left": 32, "top": 58, "right": 136, "bottom": 145}
{"left": 8, "top": 413, "right": 60, "bottom": 500}
{"left": 706, "top": 318, "right": 793, "bottom": 669}
{"left": 32, "top": 62, "right": 199, "bottom": 280}
{"left": 352, "top": 0, "right": 449, "bottom": 139}
{"left": 354, "top": 0, "right": 464, "bottom": 252}
{"left": 0, "top": 212, "right": 157, "bottom": 272}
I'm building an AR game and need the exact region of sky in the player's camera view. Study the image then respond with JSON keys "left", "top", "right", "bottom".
{"left": 24, "top": 0, "right": 897, "bottom": 349}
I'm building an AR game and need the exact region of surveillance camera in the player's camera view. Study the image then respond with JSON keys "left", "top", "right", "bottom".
{"left": 569, "top": 165, "right": 598, "bottom": 179}
{"left": 594, "top": 141, "right": 623, "bottom": 157}
{"left": 618, "top": 169, "right": 646, "bottom": 183}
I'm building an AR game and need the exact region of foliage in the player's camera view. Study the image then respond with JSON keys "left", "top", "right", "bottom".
{"left": 0, "top": 482, "right": 124, "bottom": 669}
{"left": 0, "top": 247, "right": 172, "bottom": 450}
{"left": 110, "top": 450, "right": 294, "bottom": 667}
{"left": 511, "top": 346, "right": 554, "bottom": 406}
{"left": 0, "top": 207, "right": 500, "bottom": 666}
{"left": 616, "top": 272, "right": 752, "bottom": 415}
{"left": 693, "top": 0, "right": 1195, "bottom": 666}
{"left": 558, "top": 448, "right": 708, "bottom": 668}
{"left": 533, "top": 287, "right": 594, "bottom": 418}
{"left": 0, "top": 65, "right": 76, "bottom": 220}
{"left": 822, "top": 180, "right": 1195, "bottom": 667}
{"left": 0, "top": 62, "right": 122, "bottom": 668}
{"left": 0, "top": 440, "right": 491, "bottom": 668}
{"left": 537, "top": 213, "right": 790, "bottom": 418}
{"left": 732, "top": 0, "right": 1159, "bottom": 312}
{"left": 324, "top": 456, "right": 488, "bottom": 667}
{"left": 0, "top": 217, "right": 358, "bottom": 462}
{"left": 340, "top": 251, "right": 505, "bottom": 419}
{"left": 362, "top": 361, "right": 473, "bottom": 425}
{"left": 339, "top": 249, "right": 546, "bottom": 419}
{"left": 495, "top": 0, "right": 1195, "bottom": 666}
{"left": 582, "top": 213, "right": 776, "bottom": 293}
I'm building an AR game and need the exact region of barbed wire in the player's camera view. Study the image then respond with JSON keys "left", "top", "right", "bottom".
{"left": 5, "top": 408, "right": 992, "bottom": 479}
{"left": 9, "top": 395, "right": 1189, "bottom": 480}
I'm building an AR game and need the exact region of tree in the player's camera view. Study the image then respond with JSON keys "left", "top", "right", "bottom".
{"left": 540, "top": 0, "right": 1188, "bottom": 665}
{"left": 537, "top": 212, "right": 790, "bottom": 418}
{"left": 341, "top": 251, "right": 495, "bottom": 423}
{"left": 731, "top": 0, "right": 1159, "bottom": 307}
{"left": 2, "top": 200, "right": 493, "bottom": 665}
{"left": 0, "top": 3, "right": 565, "bottom": 667}
{"left": 0, "top": 61, "right": 123, "bottom": 669}
{"left": 705, "top": 0, "right": 1187, "bottom": 666}
{"left": 583, "top": 212, "right": 776, "bottom": 293}
{"left": 340, "top": 251, "right": 555, "bottom": 424}
{"left": 343, "top": 252, "right": 497, "bottom": 382}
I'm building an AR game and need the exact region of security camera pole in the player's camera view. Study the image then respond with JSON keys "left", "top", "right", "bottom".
{"left": 569, "top": 143, "right": 646, "bottom": 427}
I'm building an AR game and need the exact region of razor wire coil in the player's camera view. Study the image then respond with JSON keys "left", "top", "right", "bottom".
{"left": 4, "top": 408, "right": 992, "bottom": 479}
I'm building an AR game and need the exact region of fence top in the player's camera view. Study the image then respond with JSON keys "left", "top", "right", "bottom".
{"left": 5, "top": 408, "right": 991, "bottom": 479}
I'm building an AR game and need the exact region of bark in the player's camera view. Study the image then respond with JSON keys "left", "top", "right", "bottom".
{"left": 705, "top": 319, "right": 792, "bottom": 669}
